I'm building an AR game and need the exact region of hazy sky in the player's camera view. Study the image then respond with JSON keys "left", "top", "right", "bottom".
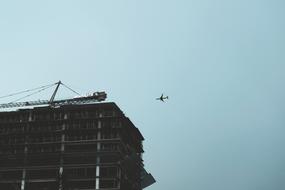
{"left": 0, "top": 1, "right": 285, "bottom": 189}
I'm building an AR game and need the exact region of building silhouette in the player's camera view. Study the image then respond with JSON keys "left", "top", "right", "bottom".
{"left": 0, "top": 103, "right": 155, "bottom": 190}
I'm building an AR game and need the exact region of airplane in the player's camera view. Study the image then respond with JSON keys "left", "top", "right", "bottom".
{"left": 156, "top": 94, "right": 168, "bottom": 102}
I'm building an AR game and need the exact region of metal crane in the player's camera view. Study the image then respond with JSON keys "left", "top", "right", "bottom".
{"left": 0, "top": 81, "right": 107, "bottom": 109}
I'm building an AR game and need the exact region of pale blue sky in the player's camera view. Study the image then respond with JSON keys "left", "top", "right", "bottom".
{"left": 1, "top": 0, "right": 285, "bottom": 189}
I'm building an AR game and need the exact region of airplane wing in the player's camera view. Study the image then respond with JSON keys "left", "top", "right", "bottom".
{"left": 156, "top": 93, "right": 166, "bottom": 102}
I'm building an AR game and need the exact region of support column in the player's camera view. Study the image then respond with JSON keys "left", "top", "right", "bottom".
{"left": 59, "top": 122, "right": 65, "bottom": 190}
{"left": 95, "top": 116, "right": 102, "bottom": 189}
{"left": 21, "top": 164, "right": 26, "bottom": 190}
{"left": 21, "top": 136, "right": 28, "bottom": 190}
{"left": 117, "top": 167, "right": 121, "bottom": 189}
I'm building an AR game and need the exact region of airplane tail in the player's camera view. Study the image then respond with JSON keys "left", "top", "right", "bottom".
{"left": 165, "top": 96, "right": 169, "bottom": 99}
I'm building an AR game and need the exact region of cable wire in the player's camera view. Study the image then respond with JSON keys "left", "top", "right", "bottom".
{"left": 61, "top": 83, "right": 81, "bottom": 96}
{"left": 9, "top": 85, "right": 55, "bottom": 103}
{"left": 0, "top": 82, "right": 57, "bottom": 99}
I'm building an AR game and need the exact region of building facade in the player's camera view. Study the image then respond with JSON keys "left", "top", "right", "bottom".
{"left": 0, "top": 103, "right": 154, "bottom": 190}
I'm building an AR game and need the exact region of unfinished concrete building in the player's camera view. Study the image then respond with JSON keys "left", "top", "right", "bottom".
{"left": 0, "top": 103, "right": 155, "bottom": 190}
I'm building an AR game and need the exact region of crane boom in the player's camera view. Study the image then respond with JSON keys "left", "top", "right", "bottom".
{"left": 0, "top": 92, "right": 107, "bottom": 109}
{"left": 50, "top": 80, "right": 62, "bottom": 103}
{"left": 0, "top": 81, "right": 107, "bottom": 109}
